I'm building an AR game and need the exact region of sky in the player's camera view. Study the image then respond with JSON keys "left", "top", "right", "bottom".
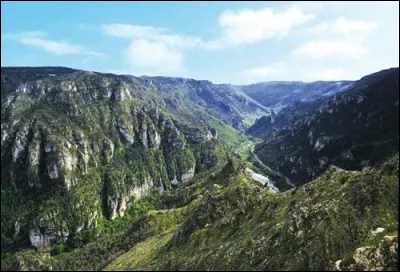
{"left": 1, "top": 1, "right": 399, "bottom": 84}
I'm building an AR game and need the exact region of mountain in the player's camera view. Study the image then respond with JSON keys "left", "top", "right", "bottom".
{"left": 248, "top": 67, "right": 399, "bottom": 188}
{"left": 1, "top": 66, "right": 398, "bottom": 271}
{"left": 142, "top": 76, "right": 271, "bottom": 129}
{"left": 2, "top": 67, "right": 253, "bottom": 252}
{"left": 1, "top": 67, "right": 269, "bottom": 132}
{"left": 239, "top": 80, "right": 354, "bottom": 109}
{"left": 2, "top": 156, "right": 398, "bottom": 271}
{"left": 0, "top": 67, "right": 79, "bottom": 98}
{"left": 103, "top": 158, "right": 399, "bottom": 271}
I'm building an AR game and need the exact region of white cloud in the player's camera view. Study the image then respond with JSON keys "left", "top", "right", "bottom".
{"left": 306, "top": 17, "right": 377, "bottom": 37}
{"left": 218, "top": 6, "right": 314, "bottom": 45}
{"left": 3, "top": 31, "right": 104, "bottom": 56}
{"left": 99, "top": 3, "right": 397, "bottom": 83}
{"left": 103, "top": 24, "right": 210, "bottom": 73}
{"left": 102, "top": 6, "right": 314, "bottom": 75}
{"left": 103, "top": 24, "right": 202, "bottom": 72}
{"left": 124, "top": 39, "right": 183, "bottom": 72}
{"left": 103, "top": 24, "right": 165, "bottom": 39}
{"left": 293, "top": 17, "right": 377, "bottom": 59}
{"left": 103, "top": 24, "right": 204, "bottom": 49}
{"left": 103, "top": 5, "right": 314, "bottom": 51}
{"left": 292, "top": 39, "right": 368, "bottom": 59}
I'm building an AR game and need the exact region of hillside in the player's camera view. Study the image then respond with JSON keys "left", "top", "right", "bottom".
{"left": 0, "top": 66, "right": 398, "bottom": 272}
{"left": 1, "top": 68, "right": 247, "bottom": 253}
{"left": 2, "top": 156, "right": 398, "bottom": 271}
{"left": 248, "top": 68, "right": 399, "bottom": 187}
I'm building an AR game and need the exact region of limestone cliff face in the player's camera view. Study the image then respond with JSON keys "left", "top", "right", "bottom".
{"left": 1, "top": 70, "right": 228, "bottom": 250}
{"left": 29, "top": 216, "right": 69, "bottom": 250}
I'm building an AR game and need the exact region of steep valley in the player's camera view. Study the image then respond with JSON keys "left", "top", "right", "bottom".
{"left": 248, "top": 68, "right": 399, "bottom": 188}
{"left": 1, "top": 67, "right": 398, "bottom": 271}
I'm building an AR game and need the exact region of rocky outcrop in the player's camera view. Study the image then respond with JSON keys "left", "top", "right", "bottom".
{"left": 186, "top": 129, "right": 209, "bottom": 144}
{"left": 116, "top": 120, "right": 135, "bottom": 144}
{"left": 29, "top": 213, "right": 69, "bottom": 250}
{"left": 27, "top": 133, "right": 41, "bottom": 187}
{"left": 181, "top": 163, "right": 196, "bottom": 182}
{"left": 335, "top": 235, "right": 398, "bottom": 271}
{"left": 102, "top": 138, "right": 114, "bottom": 163}
{"left": 209, "top": 127, "right": 217, "bottom": 139}
{"left": 128, "top": 176, "right": 154, "bottom": 201}
{"left": 11, "top": 122, "right": 30, "bottom": 163}
{"left": 182, "top": 127, "right": 217, "bottom": 144}
{"left": 108, "top": 176, "right": 155, "bottom": 220}
{"left": 147, "top": 123, "right": 161, "bottom": 149}
{"left": 107, "top": 196, "right": 119, "bottom": 221}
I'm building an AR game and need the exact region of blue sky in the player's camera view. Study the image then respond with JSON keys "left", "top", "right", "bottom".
{"left": 1, "top": 1, "right": 399, "bottom": 84}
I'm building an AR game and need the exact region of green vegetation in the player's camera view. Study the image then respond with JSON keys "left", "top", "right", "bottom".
{"left": 1, "top": 67, "right": 398, "bottom": 271}
{"left": 2, "top": 155, "right": 398, "bottom": 271}
{"left": 102, "top": 156, "right": 398, "bottom": 271}
{"left": 208, "top": 117, "right": 247, "bottom": 150}
{"left": 1, "top": 68, "right": 232, "bottom": 267}
{"left": 248, "top": 68, "right": 399, "bottom": 187}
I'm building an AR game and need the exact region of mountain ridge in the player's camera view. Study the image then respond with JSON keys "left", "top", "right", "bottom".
{"left": 248, "top": 67, "right": 399, "bottom": 188}
{"left": 1, "top": 66, "right": 398, "bottom": 271}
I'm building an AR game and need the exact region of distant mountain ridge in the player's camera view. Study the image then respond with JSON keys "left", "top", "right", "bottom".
{"left": 2, "top": 67, "right": 355, "bottom": 126}
{"left": 239, "top": 80, "right": 354, "bottom": 109}
{"left": 1, "top": 67, "right": 270, "bottom": 131}
{"left": 248, "top": 67, "right": 399, "bottom": 188}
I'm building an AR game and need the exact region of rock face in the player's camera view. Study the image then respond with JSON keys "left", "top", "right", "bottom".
{"left": 336, "top": 235, "right": 398, "bottom": 271}
{"left": 184, "top": 128, "right": 216, "bottom": 144}
{"left": 29, "top": 214, "right": 69, "bottom": 250}
{"left": 2, "top": 156, "right": 398, "bottom": 271}
{"left": 1, "top": 68, "right": 230, "bottom": 250}
{"left": 181, "top": 163, "right": 196, "bottom": 182}
{"left": 29, "top": 227, "right": 69, "bottom": 251}
{"left": 107, "top": 175, "right": 155, "bottom": 220}
{"left": 103, "top": 138, "right": 114, "bottom": 163}
{"left": 248, "top": 68, "right": 399, "bottom": 188}
{"left": 11, "top": 122, "right": 31, "bottom": 163}
{"left": 117, "top": 121, "right": 135, "bottom": 144}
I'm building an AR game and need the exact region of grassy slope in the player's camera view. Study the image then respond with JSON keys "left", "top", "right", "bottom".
{"left": 2, "top": 156, "right": 397, "bottom": 271}
{"left": 104, "top": 156, "right": 398, "bottom": 271}
{"left": 208, "top": 117, "right": 248, "bottom": 150}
